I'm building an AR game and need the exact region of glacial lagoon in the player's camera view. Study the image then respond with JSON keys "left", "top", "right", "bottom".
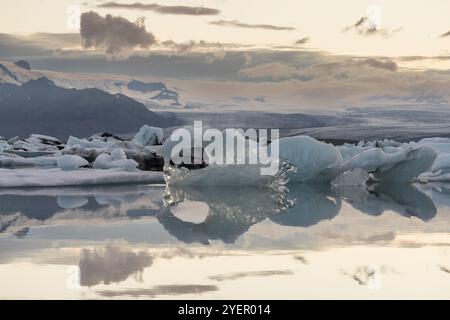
{"left": 1, "top": 182, "right": 450, "bottom": 299}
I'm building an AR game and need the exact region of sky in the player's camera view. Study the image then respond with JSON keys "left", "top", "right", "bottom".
{"left": 1, "top": 0, "right": 450, "bottom": 57}
{"left": 1, "top": 0, "right": 450, "bottom": 111}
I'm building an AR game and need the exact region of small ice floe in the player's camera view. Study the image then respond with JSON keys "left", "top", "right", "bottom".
{"left": 93, "top": 148, "right": 139, "bottom": 171}
{"left": 0, "top": 168, "right": 164, "bottom": 187}
{"left": 57, "top": 155, "right": 89, "bottom": 171}
{"left": 56, "top": 196, "right": 89, "bottom": 209}
{"left": 62, "top": 126, "right": 165, "bottom": 171}
{"left": 0, "top": 134, "right": 64, "bottom": 158}
{"left": 0, "top": 154, "right": 58, "bottom": 168}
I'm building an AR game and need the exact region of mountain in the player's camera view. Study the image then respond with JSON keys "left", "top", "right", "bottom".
{"left": 0, "top": 77, "right": 176, "bottom": 139}
{"left": 0, "top": 60, "right": 184, "bottom": 109}
{"left": 0, "top": 61, "right": 42, "bottom": 85}
{"left": 127, "top": 80, "right": 181, "bottom": 107}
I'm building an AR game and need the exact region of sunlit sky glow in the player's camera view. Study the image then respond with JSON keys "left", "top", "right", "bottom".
{"left": 1, "top": 0, "right": 450, "bottom": 57}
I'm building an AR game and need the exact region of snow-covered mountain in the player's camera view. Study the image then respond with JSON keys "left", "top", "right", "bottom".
{"left": 0, "top": 71, "right": 178, "bottom": 139}
{"left": 0, "top": 60, "right": 183, "bottom": 108}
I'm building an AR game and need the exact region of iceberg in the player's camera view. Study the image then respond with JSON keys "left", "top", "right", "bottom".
{"left": 132, "top": 125, "right": 163, "bottom": 146}
{"left": 374, "top": 145, "right": 437, "bottom": 183}
{"left": 331, "top": 168, "right": 370, "bottom": 187}
{"left": 279, "top": 136, "right": 343, "bottom": 183}
{"left": 164, "top": 162, "right": 287, "bottom": 187}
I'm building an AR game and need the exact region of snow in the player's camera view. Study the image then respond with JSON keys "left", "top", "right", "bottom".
{"left": 57, "top": 155, "right": 89, "bottom": 171}
{"left": 0, "top": 168, "right": 164, "bottom": 187}
{"left": 132, "top": 125, "right": 163, "bottom": 146}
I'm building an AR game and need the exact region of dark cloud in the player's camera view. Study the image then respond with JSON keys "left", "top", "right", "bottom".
{"left": 239, "top": 62, "right": 299, "bottom": 80}
{"left": 79, "top": 246, "right": 153, "bottom": 287}
{"left": 440, "top": 265, "right": 450, "bottom": 274}
{"left": 295, "top": 37, "right": 310, "bottom": 45}
{"left": 357, "top": 58, "right": 398, "bottom": 71}
{"left": 344, "top": 16, "right": 402, "bottom": 38}
{"left": 0, "top": 34, "right": 52, "bottom": 58}
{"left": 159, "top": 40, "right": 249, "bottom": 52}
{"left": 210, "top": 20, "right": 295, "bottom": 31}
{"left": 0, "top": 33, "right": 83, "bottom": 58}
{"left": 96, "top": 285, "right": 219, "bottom": 297}
{"left": 398, "top": 55, "right": 450, "bottom": 61}
{"left": 440, "top": 30, "right": 450, "bottom": 38}
{"left": 80, "top": 11, "right": 156, "bottom": 55}
{"left": 209, "top": 270, "right": 293, "bottom": 281}
{"left": 29, "top": 33, "right": 81, "bottom": 47}
{"left": 98, "top": 2, "right": 220, "bottom": 15}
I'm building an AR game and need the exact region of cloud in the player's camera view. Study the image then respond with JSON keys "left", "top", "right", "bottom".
{"left": 98, "top": 2, "right": 220, "bottom": 15}
{"left": 80, "top": 11, "right": 156, "bottom": 55}
{"left": 21, "top": 49, "right": 450, "bottom": 109}
{"left": 440, "top": 30, "right": 450, "bottom": 38}
{"left": 159, "top": 39, "right": 248, "bottom": 52}
{"left": 209, "top": 270, "right": 293, "bottom": 281}
{"left": 28, "top": 33, "right": 81, "bottom": 47}
{"left": 79, "top": 246, "right": 153, "bottom": 287}
{"left": 96, "top": 285, "right": 219, "bottom": 298}
{"left": 344, "top": 16, "right": 402, "bottom": 38}
{"left": 295, "top": 37, "right": 310, "bottom": 45}
{"left": 0, "top": 33, "right": 82, "bottom": 58}
{"left": 210, "top": 20, "right": 295, "bottom": 31}
{"left": 356, "top": 58, "right": 398, "bottom": 71}
{"left": 239, "top": 62, "right": 298, "bottom": 80}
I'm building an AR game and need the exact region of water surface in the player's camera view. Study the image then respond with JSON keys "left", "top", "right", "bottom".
{"left": 1, "top": 183, "right": 450, "bottom": 299}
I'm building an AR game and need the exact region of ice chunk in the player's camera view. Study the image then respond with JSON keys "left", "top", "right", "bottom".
{"left": 93, "top": 151, "right": 138, "bottom": 171}
{"left": 340, "top": 148, "right": 407, "bottom": 173}
{"left": 57, "top": 155, "right": 89, "bottom": 171}
{"left": 63, "top": 143, "right": 164, "bottom": 171}
{"left": 4, "top": 134, "right": 63, "bottom": 154}
{"left": 57, "top": 196, "right": 89, "bottom": 209}
{"left": 417, "top": 137, "right": 450, "bottom": 154}
{"left": 375, "top": 145, "right": 437, "bottom": 183}
{"left": 331, "top": 168, "right": 370, "bottom": 186}
{"left": 279, "top": 136, "right": 343, "bottom": 183}
{"left": 66, "top": 136, "right": 114, "bottom": 149}
{"left": 429, "top": 154, "right": 450, "bottom": 175}
{"left": 0, "top": 168, "right": 164, "bottom": 187}
{"left": 111, "top": 148, "right": 126, "bottom": 160}
{"left": 158, "top": 124, "right": 211, "bottom": 163}
{"left": 132, "top": 125, "right": 163, "bottom": 146}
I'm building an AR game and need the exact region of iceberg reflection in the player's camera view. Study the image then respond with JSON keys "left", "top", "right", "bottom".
{"left": 0, "top": 182, "right": 445, "bottom": 243}
{"left": 160, "top": 186, "right": 292, "bottom": 244}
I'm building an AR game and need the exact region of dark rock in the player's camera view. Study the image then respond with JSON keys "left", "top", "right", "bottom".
{"left": 14, "top": 60, "right": 31, "bottom": 70}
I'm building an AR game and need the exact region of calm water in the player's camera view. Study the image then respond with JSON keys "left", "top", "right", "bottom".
{"left": 1, "top": 182, "right": 450, "bottom": 299}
